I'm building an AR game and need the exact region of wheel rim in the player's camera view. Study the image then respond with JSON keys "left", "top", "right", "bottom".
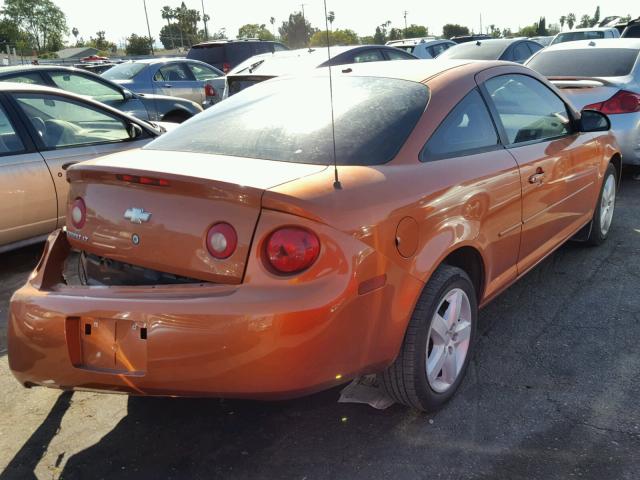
{"left": 600, "top": 174, "right": 616, "bottom": 236}
{"left": 426, "top": 288, "right": 472, "bottom": 393}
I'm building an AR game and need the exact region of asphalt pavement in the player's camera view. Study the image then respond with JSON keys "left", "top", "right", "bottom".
{"left": 1, "top": 173, "right": 639, "bottom": 480}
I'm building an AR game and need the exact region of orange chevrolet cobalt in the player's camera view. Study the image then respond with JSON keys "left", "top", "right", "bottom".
{"left": 8, "top": 60, "right": 620, "bottom": 412}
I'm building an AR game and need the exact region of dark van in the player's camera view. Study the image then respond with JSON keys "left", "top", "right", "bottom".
{"left": 186, "top": 39, "right": 289, "bottom": 73}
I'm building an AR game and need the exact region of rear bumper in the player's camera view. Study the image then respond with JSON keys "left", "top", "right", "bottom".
{"left": 609, "top": 113, "right": 640, "bottom": 165}
{"left": 8, "top": 229, "right": 422, "bottom": 399}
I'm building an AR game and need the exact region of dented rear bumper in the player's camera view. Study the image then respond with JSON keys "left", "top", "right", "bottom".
{"left": 8, "top": 228, "right": 423, "bottom": 399}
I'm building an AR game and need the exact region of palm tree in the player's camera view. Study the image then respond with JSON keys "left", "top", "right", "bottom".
{"left": 161, "top": 6, "right": 175, "bottom": 49}
{"left": 327, "top": 10, "right": 335, "bottom": 29}
{"left": 567, "top": 13, "right": 576, "bottom": 30}
{"left": 270, "top": 16, "right": 276, "bottom": 37}
{"left": 72, "top": 27, "right": 79, "bottom": 46}
{"left": 559, "top": 15, "right": 566, "bottom": 31}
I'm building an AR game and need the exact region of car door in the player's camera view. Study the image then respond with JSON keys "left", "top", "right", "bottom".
{"left": 480, "top": 72, "right": 600, "bottom": 275}
{"left": 10, "top": 92, "right": 153, "bottom": 228}
{"left": 46, "top": 70, "right": 149, "bottom": 120}
{"left": 0, "top": 98, "right": 57, "bottom": 248}
{"left": 153, "top": 63, "right": 200, "bottom": 103}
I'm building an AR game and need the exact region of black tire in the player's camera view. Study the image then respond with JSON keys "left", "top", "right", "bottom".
{"left": 162, "top": 111, "right": 191, "bottom": 124}
{"left": 380, "top": 264, "right": 477, "bottom": 412}
{"left": 585, "top": 163, "right": 617, "bottom": 246}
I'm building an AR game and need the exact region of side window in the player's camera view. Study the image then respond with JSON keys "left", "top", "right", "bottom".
{"left": 511, "top": 43, "right": 532, "bottom": 63}
{"left": 421, "top": 89, "right": 499, "bottom": 161}
{"left": 352, "top": 49, "right": 385, "bottom": 63}
{"left": 527, "top": 42, "right": 543, "bottom": 55}
{"left": 484, "top": 74, "right": 571, "bottom": 145}
{"left": 187, "top": 63, "right": 221, "bottom": 81}
{"left": 428, "top": 43, "right": 448, "bottom": 58}
{"left": 3, "top": 73, "right": 46, "bottom": 85}
{"left": 155, "top": 63, "right": 194, "bottom": 82}
{"left": 14, "top": 94, "right": 130, "bottom": 149}
{"left": 0, "top": 104, "right": 25, "bottom": 155}
{"left": 48, "top": 72, "right": 123, "bottom": 103}
{"left": 384, "top": 48, "right": 413, "bottom": 60}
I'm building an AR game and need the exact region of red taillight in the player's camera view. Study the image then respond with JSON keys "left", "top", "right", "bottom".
{"left": 223, "top": 62, "right": 231, "bottom": 74}
{"left": 206, "top": 223, "right": 237, "bottom": 259}
{"left": 205, "top": 84, "right": 216, "bottom": 97}
{"left": 584, "top": 90, "right": 640, "bottom": 115}
{"left": 116, "top": 174, "right": 170, "bottom": 187}
{"left": 265, "top": 227, "right": 320, "bottom": 274}
{"left": 70, "top": 197, "right": 86, "bottom": 229}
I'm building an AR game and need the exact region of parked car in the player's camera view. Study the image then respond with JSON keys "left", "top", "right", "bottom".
{"left": 187, "top": 39, "right": 289, "bottom": 73}
{"left": 529, "top": 36, "right": 554, "bottom": 47}
{"left": 550, "top": 27, "right": 620, "bottom": 45}
{"left": 103, "top": 58, "right": 226, "bottom": 108}
{"left": 0, "top": 66, "right": 203, "bottom": 123}
{"left": 621, "top": 17, "right": 640, "bottom": 38}
{"left": 0, "top": 82, "right": 169, "bottom": 253}
{"left": 451, "top": 34, "right": 492, "bottom": 44}
{"left": 438, "top": 38, "right": 543, "bottom": 63}
{"left": 526, "top": 38, "right": 640, "bottom": 165}
{"left": 224, "top": 45, "right": 417, "bottom": 97}
{"left": 8, "top": 60, "right": 620, "bottom": 412}
{"left": 386, "top": 37, "right": 456, "bottom": 58}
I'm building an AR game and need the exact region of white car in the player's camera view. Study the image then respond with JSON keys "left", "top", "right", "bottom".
{"left": 386, "top": 38, "right": 456, "bottom": 59}
{"left": 550, "top": 27, "right": 620, "bottom": 45}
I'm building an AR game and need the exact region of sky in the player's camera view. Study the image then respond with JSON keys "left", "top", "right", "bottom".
{"left": 8, "top": 0, "right": 640, "bottom": 47}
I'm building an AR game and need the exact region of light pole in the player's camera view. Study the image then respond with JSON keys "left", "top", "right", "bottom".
{"left": 201, "top": 0, "right": 209, "bottom": 40}
{"left": 301, "top": 3, "right": 307, "bottom": 20}
{"left": 404, "top": 10, "right": 408, "bottom": 35}
{"left": 143, "top": 0, "right": 154, "bottom": 55}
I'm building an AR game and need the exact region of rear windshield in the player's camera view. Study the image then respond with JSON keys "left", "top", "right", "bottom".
{"left": 551, "top": 31, "right": 605, "bottom": 44}
{"left": 145, "top": 75, "right": 429, "bottom": 166}
{"left": 440, "top": 41, "right": 507, "bottom": 60}
{"left": 187, "top": 44, "right": 225, "bottom": 63}
{"left": 102, "top": 62, "right": 147, "bottom": 80}
{"left": 623, "top": 25, "right": 640, "bottom": 38}
{"left": 527, "top": 48, "right": 639, "bottom": 77}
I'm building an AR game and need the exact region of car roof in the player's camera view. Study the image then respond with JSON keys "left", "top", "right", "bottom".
{"left": 192, "top": 39, "right": 282, "bottom": 46}
{"left": 0, "top": 64, "right": 94, "bottom": 76}
{"left": 543, "top": 38, "right": 640, "bottom": 51}
{"left": 388, "top": 38, "right": 452, "bottom": 47}
{"left": 563, "top": 27, "right": 617, "bottom": 32}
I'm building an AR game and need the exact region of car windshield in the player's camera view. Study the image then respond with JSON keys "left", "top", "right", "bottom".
{"left": 551, "top": 31, "right": 605, "bottom": 44}
{"left": 102, "top": 62, "right": 147, "bottom": 80}
{"left": 439, "top": 41, "right": 508, "bottom": 60}
{"left": 527, "top": 48, "right": 639, "bottom": 77}
{"left": 145, "top": 75, "right": 429, "bottom": 166}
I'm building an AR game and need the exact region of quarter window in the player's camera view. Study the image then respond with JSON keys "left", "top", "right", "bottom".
{"left": 484, "top": 74, "right": 571, "bottom": 145}
{"left": 49, "top": 72, "right": 124, "bottom": 103}
{"left": 421, "top": 89, "right": 499, "bottom": 161}
{"left": 385, "top": 49, "right": 414, "bottom": 60}
{"left": 0, "top": 104, "right": 25, "bottom": 154}
{"left": 15, "top": 94, "right": 130, "bottom": 149}
{"left": 188, "top": 63, "right": 222, "bottom": 81}
{"left": 352, "top": 49, "right": 385, "bottom": 63}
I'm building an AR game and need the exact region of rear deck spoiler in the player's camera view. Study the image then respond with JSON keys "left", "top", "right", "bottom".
{"left": 548, "top": 78, "right": 611, "bottom": 89}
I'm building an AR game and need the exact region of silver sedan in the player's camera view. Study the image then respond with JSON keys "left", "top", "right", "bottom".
{"left": 526, "top": 38, "right": 640, "bottom": 165}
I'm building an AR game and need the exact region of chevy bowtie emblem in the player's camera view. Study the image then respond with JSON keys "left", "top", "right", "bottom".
{"left": 124, "top": 208, "right": 152, "bottom": 224}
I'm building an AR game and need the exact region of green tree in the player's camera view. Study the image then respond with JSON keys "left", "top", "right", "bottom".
{"left": 502, "top": 28, "right": 513, "bottom": 38}
{"left": 536, "top": 17, "right": 547, "bottom": 35}
{"left": 125, "top": 34, "right": 153, "bottom": 55}
{"left": 269, "top": 17, "right": 276, "bottom": 37}
{"left": 518, "top": 25, "right": 538, "bottom": 37}
{"left": 278, "top": 12, "right": 316, "bottom": 48}
{"left": 372, "top": 20, "right": 391, "bottom": 44}
{"left": 327, "top": 11, "right": 335, "bottom": 28}
{"left": 578, "top": 14, "right": 591, "bottom": 28}
{"left": 442, "top": 23, "right": 470, "bottom": 38}
{"left": 87, "top": 31, "right": 115, "bottom": 52}
{"left": 309, "top": 28, "right": 359, "bottom": 46}
{"left": 238, "top": 23, "right": 275, "bottom": 40}
{"left": 388, "top": 27, "right": 403, "bottom": 41}
{"left": 590, "top": 6, "right": 600, "bottom": 27}
{"left": 566, "top": 13, "right": 576, "bottom": 30}
{"left": 161, "top": 5, "right": 175, "bottom": 49}
{"left": 559, "top": 16, "right": 566, "bottom": 31}
{"left": 359, "top": 35, "right": 375, "bottom": 44}
{"left": 2, "top": 0, "right": 67, "bottom": 52}
{"left": 489, "top": 25, "right": 500, "bottom": 38}
{"left": 404, "top": 24, "right": 428, "bottom": 38}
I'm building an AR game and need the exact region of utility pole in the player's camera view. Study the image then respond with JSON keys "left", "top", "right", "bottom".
{"left": 301, "top": 3, "right": 307, "bottom": 21}
{"left": 201, "top": 0, "right": 209, "bottom": 40}
{"left": 479, "top": 13, "right": 483, "bottom": 37}
{"left": 143, "top": 0, "right": 154, "bottom": 55}
{"left": 403, "top": 10, "right": 408, "bottom": 35}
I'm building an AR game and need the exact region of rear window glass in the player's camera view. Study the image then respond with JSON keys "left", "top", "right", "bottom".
{"left": 527, "top": 48, "right": 639, "bottom": 77}
{"left": 102, "top": 62, "right": 147, "bottom": 80}
{"left": 551, "top": 31, "right": 605, "bottom": 44}
{"left": 187, "top": 44, "right": 225, "bottom": 63}
{"left": 440, "top": 41, "right": 508, "bottom": 60}
{"left": 145, "top": 75, "right": 429, "bottom": 166}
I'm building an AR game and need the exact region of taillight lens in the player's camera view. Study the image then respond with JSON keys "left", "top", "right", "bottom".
{"left": 205, "top": 84, "right": 216, "bottom": 97}
{"left": 584, "top": 90, "right": 640, "bottom": 114}
{"left": 223, "top": 62, "right": 231, "bottom": 74}
{"left": 70, "top": 197, "right": 86, "bottom": 229}
{"left": 265, "top": 227, "right": 320, "bottom": 274}
{"left": 206, "top": 223, "right": 237, "bottom": 259}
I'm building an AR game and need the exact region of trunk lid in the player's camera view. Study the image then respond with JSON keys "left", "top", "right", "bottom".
{"left": 550, "top": 78, "right": 621, "bottom": 110}
{"left": 66, "top": 149, "right": 326, "bottom": 284}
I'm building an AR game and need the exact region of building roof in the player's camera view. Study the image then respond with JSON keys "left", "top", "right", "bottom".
{"left": 56, "top": 47, "right": 100, "bottom": 59}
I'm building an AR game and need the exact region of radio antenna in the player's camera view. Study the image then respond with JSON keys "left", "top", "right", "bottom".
{"left": 323, "top": 0, "right": 341, "bottom": 190}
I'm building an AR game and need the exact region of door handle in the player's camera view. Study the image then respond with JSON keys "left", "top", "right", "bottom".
{"left": 528, "top": 168, "right": 545, "bottom": 184}
{"left": 61, "top": 161, "right": 79, "bottom": 170}
{"left": 163, "top": 84, "right": 172, "bottom": 88}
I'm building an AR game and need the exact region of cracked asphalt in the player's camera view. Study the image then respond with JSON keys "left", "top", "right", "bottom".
{"left": 1, "top": 173, "right": 639, "bottom": 480}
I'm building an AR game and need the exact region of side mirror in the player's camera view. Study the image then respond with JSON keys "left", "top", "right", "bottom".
{"left": 127, "top": 123, "right": 143, "bottom": 139}
{"left": 579, "top": 109, "right": 611, "bottom": 132}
